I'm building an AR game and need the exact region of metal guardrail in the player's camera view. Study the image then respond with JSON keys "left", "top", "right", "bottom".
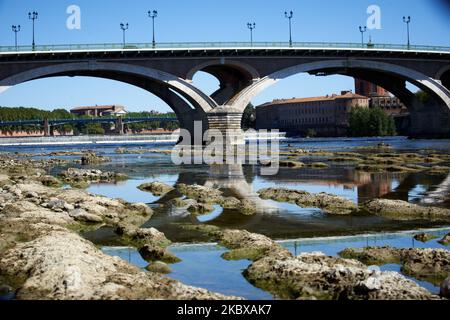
{"left": 0, "top": 117, "right": 178, "bottom": 127}
{"left": 0, "top": 42, "right": 450, "bottom": 54}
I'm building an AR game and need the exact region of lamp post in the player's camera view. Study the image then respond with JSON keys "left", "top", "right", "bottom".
{"left": 120, "top": 23, "right": 129, "bottom": 48}
{"left": 285, "top": 10, "right": 293, "bottom": 47}
{"left": 148, "top": 10, "right": 158, "bottom": 48}
{"left": 12, "top": 25, "right": 21, "bottom": 51}
{"left": 28, "top": 11, "right": 38, "bottom": 51}
{"left": 247, "top": 22, "right": 256, "bottom": 46}
{"left": 359, "top": 26, "right": 367, "bottom": 47}
{"left": 403, "top": 16, "right": 411, "bottom": 49}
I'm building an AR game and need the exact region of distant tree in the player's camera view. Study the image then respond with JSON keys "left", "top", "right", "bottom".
{"left": 242, "top": 103, "right": 256, "bottom": 129}
{"left": 415, "top": 90, "right": 430, "bottom": 103}
{"left": 349, "top": 107, "right": 396, "bottom": 137}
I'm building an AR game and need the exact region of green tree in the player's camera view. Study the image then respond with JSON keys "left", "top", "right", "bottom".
{"left": 242, "top": 103, "right": 256, "bottom": 129}
{"left": 349, "top": 107, "right": 396, "bottom": 137}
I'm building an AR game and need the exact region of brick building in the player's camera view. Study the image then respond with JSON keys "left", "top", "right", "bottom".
{"left": 256, "top": 91, "right": 369, "bottom": 136}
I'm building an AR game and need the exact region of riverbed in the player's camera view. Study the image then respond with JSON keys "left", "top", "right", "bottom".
{"left": 2, "top": 136, "right": 449, "bottom": 299}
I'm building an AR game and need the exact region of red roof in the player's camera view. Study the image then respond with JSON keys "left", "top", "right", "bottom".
{"left": 71, "top": 105, "right": 124, "bottom": 111}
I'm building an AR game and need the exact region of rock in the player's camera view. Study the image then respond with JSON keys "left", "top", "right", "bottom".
{"left": 218, "top": 229, "right": 292, "bottom": 261}
{"left": 176, "top": 184, "right": 223, "bottom": 204}
{"left": 244, "top": 252, "right": 435, "bottom": 300}
{"left": 39, "top": 175, "right": 62, "bottom": 187}
{"left": 362, "top": 199, "right": 450, "bottom": 220}
{"left": 0, "top": 231, "right": 236, "bottom": 300}
{"left": 339, "top": 246, "right": 450, "bottom": 285}
{"left": 138, "top": 182, "right": 174, "bottom": 196}
{"left": 167, "top": 198, "right": 189, "bottom": 208}
{"left": 139, "top": 245, "right": 181, "bottom": 264}
{"left": 440, "top": 276, "right": 450, "bottom": 298}
{"left": 278, "top": 160, "right": 304, "bottom": 168}
{"left": 69, "top": 209, "right": 103, "bottom": 223}
{"left": 131, "top": 228, "right": 171, "bottom": 248}
{"left": 187, "top": 203, "right": 215, "bottom": 215}
{"left": 59, "top": 168, "right": 127, "bottom": 185}
{"left": 220, "top": 197, "right": 241, "bottom": 209}
{"left": 237, "top": 199, "right": 257, "bottom": 215}
{"left": 80, "top": 152, "right": 110, "bottom": 165}
{"left": 308, "top": 162, "right": 329, "bottom": 168}
{"left": 146, "top": 261, "right": 172, "bottom": 274}
{"left": 438, "top": 233, "right": 450, "bottom": 245}
{"left": 258, "top": 188, "right": 357, "bottom": 215}
{"left": 413, "top": 233, "right": 437, "bottom": 242}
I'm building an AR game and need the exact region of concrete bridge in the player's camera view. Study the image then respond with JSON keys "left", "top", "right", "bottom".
{"left": 1, "top": 42, "right": 449, "bottom": 141}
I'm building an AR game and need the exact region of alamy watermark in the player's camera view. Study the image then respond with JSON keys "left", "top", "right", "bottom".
{"left": 170, "top": 122, "right": 280, "bottom": 176}
{"left": 367, "top": 5, "right": 382, "bottom": 30}
{"left": 66, "top": 5, "right": 81, "bottom": 30}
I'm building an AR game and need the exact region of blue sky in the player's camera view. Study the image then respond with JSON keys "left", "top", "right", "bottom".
{"left": 0, "top": 0, "right": 449, "bottom": 112}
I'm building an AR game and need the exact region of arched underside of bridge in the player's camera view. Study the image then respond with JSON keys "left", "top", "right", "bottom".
{"left": 0, "top": 62, "right": 218, "bottom": 141}
{"left": 229, "top": 59, "right": 450, "bottom": 137}
{"left": 440, "top": 69, "right": 450, "bottom": 92}
{"left": 185, "top": 60, "right": 260, "bottom": 106}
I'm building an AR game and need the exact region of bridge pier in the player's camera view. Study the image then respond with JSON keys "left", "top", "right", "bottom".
{"left": 206, "top": 107, "right": 245, "bottom": 146}
{"left": 115, "top": 117, "right": 125, "bottom": 135}
{"left": 43, "top": 119, "right": 51, "bottom": 137}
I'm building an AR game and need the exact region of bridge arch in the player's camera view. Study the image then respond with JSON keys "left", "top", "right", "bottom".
{"left": 436, "top": 66, "right": 450, "bottom": 91}
{"left": 0, "top": 61, "right": 218, "bottom": 113}
{"left": 186, "top": 59, "right": 260, "bottom": 105}
{"left": 229, "top": 59, "right": 450, "bottom": 113}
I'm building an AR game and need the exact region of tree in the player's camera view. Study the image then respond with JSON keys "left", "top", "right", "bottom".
{"left": 241, "top": 103, "right": 256, "bottom": 130}
{"left": 349, "top": 107, "right": 396, "bottom": 137}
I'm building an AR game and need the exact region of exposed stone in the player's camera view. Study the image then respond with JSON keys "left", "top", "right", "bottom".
{"left": 80, "top": 152, "right": 110, "bottom": 165}
{"left": 176, "top": 184, "right": 223, "bottom": 204}
{"left": 362, "top": 199, "right": 450, "bottom": 220}
{"left": 146, "top": 261, "right": 172, "bottom": 274}
{"left": 138, "top": 182, "right": 174, "bottom": 196}
{"left": 39, "top": 175, "right": 62, "bottom": 187}
{"left": 339, "top": 246, "right": 450, "bottom": 285}
{"left": 0, "top": 231, "right": 236, "bottom": 300}
{"left": 167, "top": 198, "right": 189, "bottom": 208}
{"left": 187, "top": 203, "right": 215, "bottom": 215}
{"left": 69, "top": 209, "right": 103, "bottom": 223}
{"left": 139, "top": 245, "right": 181, "bottom": 264}
{"left": 413, "top": 233, "right": 437, "bottom": 242}
{"left": 258, "top": 187, "right": 357, "bottom": 215}
{"left": 244, "top": 252, "right": 435, "bottom": 300}
{"left": 438, "top": 233, "right": 450, "bottom": 246}
{"left": 59, "top": 168, "right": 127, "bottom": 186}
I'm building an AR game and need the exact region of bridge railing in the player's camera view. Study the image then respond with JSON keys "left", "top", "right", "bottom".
{"left": 1, "top": 42, "right": 450, "bottom": 53}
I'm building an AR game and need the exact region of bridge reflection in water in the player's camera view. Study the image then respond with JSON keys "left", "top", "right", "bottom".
{"left": 139, "top": 164, "right": 450, "bottom": 242}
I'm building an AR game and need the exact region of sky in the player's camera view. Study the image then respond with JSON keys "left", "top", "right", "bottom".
{"left": 0, "top": 0, "right": 449, "bottom": 112}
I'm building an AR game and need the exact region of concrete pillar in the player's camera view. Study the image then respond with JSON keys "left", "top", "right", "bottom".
{"left": 116, "top": 117, "right": 125, "bottom": 135}
{"left": 43, "top": 119, "right": 51, "bottom": 137}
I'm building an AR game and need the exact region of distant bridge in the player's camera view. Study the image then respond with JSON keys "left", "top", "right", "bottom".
{"left": 0, "top": 116, "right": 178, "bottom": 136}
{"left": 1, "top": 41, "right": 449, "bottom": 141}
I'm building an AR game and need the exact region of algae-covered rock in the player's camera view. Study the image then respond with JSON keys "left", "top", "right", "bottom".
{"left": 138, "top": 182, "right": 174, "bottom": 196}
{"left": 139, "top": 245, "right": 181, "bottom": 264}
{"left": 362, "top": 199, "right": 450, "bottom": 220}
{"left": 258, "top": 187, "right": 357, "bottom": 215}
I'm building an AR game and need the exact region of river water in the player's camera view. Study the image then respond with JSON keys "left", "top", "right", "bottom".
{"left": 3, "top": 136, "right": 450, "bottom": 299}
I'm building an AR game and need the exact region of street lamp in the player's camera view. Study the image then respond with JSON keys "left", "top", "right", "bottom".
{"left": 403, "top": 16, "right": 411, "bottom": 49}
{"left": 12, "top": 25, "right": 21, "bottom": 51}
{"left": 28, "top": 11, "right": 38, "bottom": 51}
{"left": 148, "top": 10, "right": 158, "bottom": 48}
{"left": 247, "top": 22, "right": 256, "bottom": 46}
{"left": 359, "top": 26, "right": 367, "bottom": 47}
{"left": 285, "top": 11, "right": 294, "bottom": 47}
{"left": 120, "top": 23, "right": 129, "bottom": 48}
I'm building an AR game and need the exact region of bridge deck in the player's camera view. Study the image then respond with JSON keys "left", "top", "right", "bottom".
{"left": 1, "top": 42, "right": 450, "bottom": 55}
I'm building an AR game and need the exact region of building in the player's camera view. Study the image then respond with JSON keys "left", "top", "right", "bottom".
{"left": 256, "top": 91, "right": 369, "bottom": 136}
{"left": 354, "top": 79, "right": 408, "bottom": 115}
{"left": 70, "top": 105, "right": 127, "bottom": 117}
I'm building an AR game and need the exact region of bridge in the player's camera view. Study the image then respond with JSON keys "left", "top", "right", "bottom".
{"left": 0, "top": 116, "right": 178, "bottom": 136}
{"left": 1, "top": 41, "right": 449, "bottom": 142}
